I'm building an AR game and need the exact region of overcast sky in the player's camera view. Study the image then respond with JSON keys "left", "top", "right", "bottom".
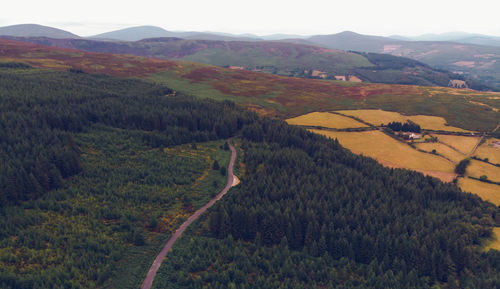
{"left": 1, "top": 0, "right": 499, "bottom": 37}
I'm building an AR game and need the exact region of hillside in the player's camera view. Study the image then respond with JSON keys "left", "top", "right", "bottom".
{"left": 0, "top": 65, "right": 255, "bottom": 288}
{"left": 1, "top": 35, "right": 500, "bottom": 289}
{"left": 1, "top": 63, "right": 500, "bottom": 288}
{"left": 1, "top": 36, "right": 485, "bottom": 89}
{"left": 306, "top": 31, "right": 500, "bottom": 90}
{"left": 390, "top": 32, "right": 500, "bottom": 47}
{"left": 0, "top": 24, "right": 80, "bottom": 39}
{"left": 0, "top": 38, "right": 499, "bottom": 132}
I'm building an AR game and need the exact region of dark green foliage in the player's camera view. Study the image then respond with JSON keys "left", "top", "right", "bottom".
{"left": 3, "top": 66, "right": 500, "bottom": 288}
{"left": 0, "top": 62, "right": 32, "bottom": 69}
{"left": 133, "top": 230, "right": 145, "bottom": 246}
{"left": 386, "top": 121, "right": 421, "bottom": 133}
{"left": 0, "top": 67, "right": 248, "bottom": 288}
{"left": 156, "top": 117, "right": 500, "bottom": 288}
{"left": 0, "top": 125, "right": 232, "bottom": 289}
{"left": 455, "top": 159, "right": 471, "bottom": 175}
{"left": 212, "top": 160, "right": 220, "bottom": 170}
{"left": 0, "top": 68, "right": 256, "bottom": 206}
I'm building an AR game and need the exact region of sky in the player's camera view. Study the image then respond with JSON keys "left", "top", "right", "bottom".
{"left": 1, "top": 0, "right": 499, "bottom": 37}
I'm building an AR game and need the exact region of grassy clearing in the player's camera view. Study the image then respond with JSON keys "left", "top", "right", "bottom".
{"left": 286, "top": 112, "right": 368, "bottom": 129}
{"left": 433, "top": 134, "right": 481, "bottom": 155}
{"left": 474, "top": 138, "right": 500, "bottom": 165}
{"left": 458, "top": 178, "right": 500, "bottom": 206}
{"left": 310, "top": 129, "right": 455, "bottom": 182}
{"left": 414, "top": 142, "right": 467, "bottom": 163}
{"left": 0, "top": 124, "right": 232, "bottom": 289}
{"left": 466, "top": 160, "right": 500, "bottom": 183}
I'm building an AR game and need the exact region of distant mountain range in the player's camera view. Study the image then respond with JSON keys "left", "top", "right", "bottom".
{"left": 389, "top": 32, "right": 500, "bottom": 46}
{"left": 304, "top": 31, "right": 500, "bottom": 90}
{"left": 1, "top": 24, "right": 498, "bottom": 90}
{"left": 90, "top": 26, "right": 262, "bottom": 42}
{"left": 5, "top": 35, "right": 487, "bottom": 90}
{"left": 0, "top": 24, "right": 80, "bottom": 39}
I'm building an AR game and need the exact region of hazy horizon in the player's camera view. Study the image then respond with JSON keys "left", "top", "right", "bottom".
{"left": 1, "top": 0, "right": 499, "bottom": 37}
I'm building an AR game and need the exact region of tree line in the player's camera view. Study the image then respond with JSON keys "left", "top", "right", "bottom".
{"left": 0, "top": 68, "right": 257, "bottom": 206}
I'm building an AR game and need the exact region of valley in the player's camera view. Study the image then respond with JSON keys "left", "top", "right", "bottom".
{"left": 1, "top": 24, "right": 500, "bottom": 288}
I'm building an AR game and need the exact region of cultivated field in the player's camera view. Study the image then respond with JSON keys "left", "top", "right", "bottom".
{"left": 414, "top": 142, "right": 467, "bottom": 163}
{"left": 474, "top": 138, "right": 500, "bottom": 165}
{"left": 406, "top": 115, "right": 470, "bottom": 132}
{"left": 433, "top": 134, "right": 481, "bottom": 155}
{"left": 458, "top": 178, "right": 500, "bottom": 206}
{"left": 336, "top": 109, "right": 407, "bottom": 126}
{"left": 336, "top": 109, "right": 471, "bottom": 132}
{"left": 286, "top": 112, "right": 368, "bottom": 129}
{"left": 310, "top": 129, "right": 456, "bottom": 182}
{"left": 466, "top": 160, "right": 500, "bottom": 183}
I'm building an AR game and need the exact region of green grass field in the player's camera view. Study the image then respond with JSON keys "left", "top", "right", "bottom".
{"left": 286, "top": 112, "right": 368, "bottom": 129}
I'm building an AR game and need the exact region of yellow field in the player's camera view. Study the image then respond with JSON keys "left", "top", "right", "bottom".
{"left": 310, "top": 129, "right": 456, "bottom": 182}
{"left": 335, "top": 109, "right": 470, "bottom": 132}
{"left": 414, "top": 142, "right": 467, "bottom": 163}
{"left": 483, "top": 227, "right": 500, "bottom": 251}
{"left": 286, "top": 112, "right": 368, "bottom": 129}
{"left": 466, "top": 160, "right": 500, "bottom": 183}
{"left": 336, "top": 109, "right": 407, "bottom": 126}
{"left": 433, "top": 134, "right": 481, "bottom": 155}
{"left": 406, "top": 115, "right": 470, "bottom": 132}
{"left": 474, "top": 138, "right": 500, "bottom": 165}
{"left": 458, "top": 178, "right": 500, "bottom": 206}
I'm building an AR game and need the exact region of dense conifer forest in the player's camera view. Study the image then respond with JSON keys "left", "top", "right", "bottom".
{"left": 1, "top": 64, "right": 500, "bottom": 288}
{"left": 0, "top": 66, "right": 255, "bottom": 288}
{"left": 153, "top": 119, "right": 500, "bottom": 288}
{"left": 0, "top": 66, "right": 255, "bottom": 205}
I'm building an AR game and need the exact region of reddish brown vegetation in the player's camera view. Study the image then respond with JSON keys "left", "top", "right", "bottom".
{"left": 182, "top": 65, "right": 425, "bottom": 109}
{"left": 0, "top": 38, "right": 426, "bottom": 115}
{"left": 0, "top": 38, "right": 176, "bottom": 77}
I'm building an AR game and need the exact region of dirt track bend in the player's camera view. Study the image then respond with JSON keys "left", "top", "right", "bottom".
{"left": 140, "top": 140, "right": 237, "bottom": 289}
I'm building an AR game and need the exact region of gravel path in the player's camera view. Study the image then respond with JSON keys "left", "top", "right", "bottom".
{"left": 140, "top": 140, "right": 237, "bottom": 289}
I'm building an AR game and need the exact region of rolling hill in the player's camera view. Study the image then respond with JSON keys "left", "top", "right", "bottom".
{"left": 1, "top": 35, "right": 486, "bottom": 89}
{"left": 306, "top": 31, "right": 500, "bottom": 90}
{"left": 1, "top": 38, "right": 499, "bottom": 133}
{"left": 2, "top": 60, "right": 500, "bottom": 289}
{"left": 2, "top": 36, "right": 500, "bottom": 289}
{"left": 90, "top": 25, "right": 258, "bottom": 42}
{"left": 2, "top": 24, "right": 498, "bottom": 89}
{"left": 390, "top": 32, "right": 500, "bottom": 47}
{"left": 0, "top": 24, "right": 80, "bottom": 39}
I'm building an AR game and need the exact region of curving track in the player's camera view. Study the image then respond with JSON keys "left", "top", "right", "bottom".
{"left": 140, "top": 140, "right": 237, "bottom": 289}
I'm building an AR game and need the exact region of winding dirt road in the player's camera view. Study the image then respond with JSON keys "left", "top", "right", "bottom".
{"left": 140, "top": 140, "right": 237, "bottom": 289}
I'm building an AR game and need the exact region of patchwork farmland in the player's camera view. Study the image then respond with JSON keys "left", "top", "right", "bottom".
{"left": 289, "top": 109, "right": 500, "bottom": 204}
